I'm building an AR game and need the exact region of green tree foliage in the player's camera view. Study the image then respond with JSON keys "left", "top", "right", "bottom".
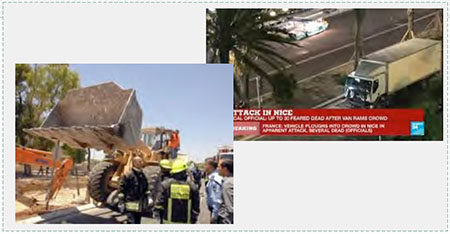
{"left": 16, "top": 64, "right": 33, "bottom": 145}
{"left": 207, "top": 9, "right": 299, "bottom": 103}
{"left": 62, "top": 144, "right": 86, "bottom": 163}
{"left": 15, "top": 64, "right": 85, "bottom": 161}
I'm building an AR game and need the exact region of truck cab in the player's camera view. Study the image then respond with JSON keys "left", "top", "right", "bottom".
{"left": 216, "top": 145, "right": 233, "bottom": 162}
{"left": 344, "top": 60, "right": 387, "bottom": 107}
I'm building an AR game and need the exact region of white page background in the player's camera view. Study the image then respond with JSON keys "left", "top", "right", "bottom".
{"left": 2, "top": 1, "right": 447, "bottom": 231}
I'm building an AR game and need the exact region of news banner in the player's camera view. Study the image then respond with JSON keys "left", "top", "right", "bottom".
{"left": 233, "top": 109, "right": 425, "bottom": 136}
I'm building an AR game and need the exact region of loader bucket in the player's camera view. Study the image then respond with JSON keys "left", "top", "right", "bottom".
{"left": 24, "top": 82, "right": 143, "bottom": 152}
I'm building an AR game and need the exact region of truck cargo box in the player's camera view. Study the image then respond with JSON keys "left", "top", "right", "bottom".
{"left": 364, "top": 38, "right": 442, "bottom": 94}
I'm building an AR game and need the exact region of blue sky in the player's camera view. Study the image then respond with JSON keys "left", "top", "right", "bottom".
{"left": 70, "top": 64, "right": 233, "bottom": 162}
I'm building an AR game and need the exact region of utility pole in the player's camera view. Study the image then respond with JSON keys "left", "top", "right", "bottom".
{"left": 352, "top": 9, "right": 365, "bottom": 70}
{"left": 46, "top": 141, "right": 61, "bottom": 210}
{"left": 87, "top": 148, "right": 91, "bottom": 171}
{"left": 75, "top": 166, "right": 80, "bottom": 196}
{"left": 401, "top": 9, "right": 415, "bottom": 41}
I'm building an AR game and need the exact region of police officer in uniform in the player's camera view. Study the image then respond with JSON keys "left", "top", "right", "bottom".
{"left": 204, "top": 158, "right": 222, "bottom": 224}
{"left": 118, "top": 157, "right": 150, "bottom": 224}
{"left": 154, "top": 159, "right": 200, "bottom": 224}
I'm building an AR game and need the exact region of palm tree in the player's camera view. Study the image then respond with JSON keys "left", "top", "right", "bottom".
{"left": 207, "top": 9, "right": 299, "bottom": 105}
{"left": 353, "top": 9, "right": 365, "bottom": 70}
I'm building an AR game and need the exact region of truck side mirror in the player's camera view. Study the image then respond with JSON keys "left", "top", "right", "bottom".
{"left": 373, "top": 80, "right": 379, "bottom": 93}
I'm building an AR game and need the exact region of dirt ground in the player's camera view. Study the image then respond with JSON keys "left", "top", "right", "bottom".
{"left": 16, "top": 164, "right": 89, "bottom": 221}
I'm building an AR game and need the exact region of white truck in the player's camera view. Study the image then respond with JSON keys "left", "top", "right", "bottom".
{"left": 216, "top": 145, "right": 233, "bottom": 162}
{"left": 344, "top": 38, "right": 442, "bottom": 107}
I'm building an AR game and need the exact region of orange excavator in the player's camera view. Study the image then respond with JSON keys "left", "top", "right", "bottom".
{"left": 15, "top": 146, "right": 73, "bottom": 205}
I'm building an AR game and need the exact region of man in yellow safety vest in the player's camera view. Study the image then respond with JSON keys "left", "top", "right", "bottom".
{"left": 154, "top": 159, "right": 200, "bottom": 224}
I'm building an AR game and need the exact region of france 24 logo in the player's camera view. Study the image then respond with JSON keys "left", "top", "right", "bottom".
{"left": 410, "top": 121, "right": 424, "bottom": 136}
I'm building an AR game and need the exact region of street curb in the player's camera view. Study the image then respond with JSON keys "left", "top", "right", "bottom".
{"left": 16, "top": 203, "right": 94, "bottom": 224}
{"left": 323, "top": 9, "right": 354, "bottom": 20}
{"left": 238, "top": 135, "right": 260, "bottom": 141}
{"left": 312, "top": 94, "right": 345, "bottom": 109}
{"left": 249, "top": 62, "right": 351, "bottom": 104}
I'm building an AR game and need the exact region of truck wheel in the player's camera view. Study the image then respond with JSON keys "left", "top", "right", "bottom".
{"left": 88, "top": 161, "right": 118, "bottom": 203}
{"left": 385, "top": 97, "right": 391, "bottom": 107}
{"left": 105, "top": 189, "right": 121, "bottom": 213}
{"left": 380, "top": 96, "right": 390, "bottom": 108}
{"left": 373, "top": 99, "right": 383, "bottom": 109}
{"left": 420, "top": 79, "right": 429, "bottom": 89}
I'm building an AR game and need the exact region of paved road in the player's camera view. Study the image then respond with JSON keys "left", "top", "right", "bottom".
{"left": 243, "top": 9, "right": 439, "bottom": 103}
{"left": 31, "top": 184, "right": 211, "bottom": 224}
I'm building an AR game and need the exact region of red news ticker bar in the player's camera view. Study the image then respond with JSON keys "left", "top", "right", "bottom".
{"left": 233, "top": 109, "right": 424, "bottom": 136}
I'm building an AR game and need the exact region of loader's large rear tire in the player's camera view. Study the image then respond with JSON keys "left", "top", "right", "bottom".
{"left": 88, "top": 161, "right": 119, "bottom": 203}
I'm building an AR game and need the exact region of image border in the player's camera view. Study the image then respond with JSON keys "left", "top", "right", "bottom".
{"left": 3, "top": 1, "right": 448, "bottom": 232}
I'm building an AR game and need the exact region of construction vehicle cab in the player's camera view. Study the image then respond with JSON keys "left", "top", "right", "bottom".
{"left": 141, "top": 127, "right": 174, "bottom": 158}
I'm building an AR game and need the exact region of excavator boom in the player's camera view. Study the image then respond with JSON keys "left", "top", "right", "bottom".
{"left": 16, "top": 146, "right": 61, "bottom": 168}
{"left": 15, "top": 146, "right": 73, "bottom": 201}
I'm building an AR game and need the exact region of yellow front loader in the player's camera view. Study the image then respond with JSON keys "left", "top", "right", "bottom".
{"left": 25, "top": 82, "right": 177, "bottom": 215}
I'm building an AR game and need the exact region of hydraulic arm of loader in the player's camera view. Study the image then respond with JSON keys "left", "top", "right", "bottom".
{"left": 15, "top": 146, "right": 74, "bottom": 201}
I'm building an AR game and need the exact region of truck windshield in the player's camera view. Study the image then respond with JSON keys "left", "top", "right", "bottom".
{"left": 219, "top": 154, "right": 233, "bottom": 161}
{"left": 142, "top": 133, "right": 168, "bottom": 150}
{"left": 346, "top": 77, "right": 372, "bottom": 93}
